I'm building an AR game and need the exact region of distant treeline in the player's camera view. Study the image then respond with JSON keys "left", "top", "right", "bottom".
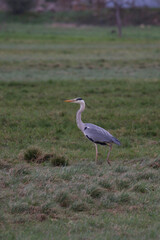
{"left": 52, "top": 8, "right": 160, "bottom": 26}
{"left": 1, "top": 8, "right": 160, "bottom": 25}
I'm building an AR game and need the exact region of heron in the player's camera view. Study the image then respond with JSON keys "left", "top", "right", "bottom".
{"left": 64, "top": 97, "right": 121, "bottom": 165}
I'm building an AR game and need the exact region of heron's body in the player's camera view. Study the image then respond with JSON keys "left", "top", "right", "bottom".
{"left": 65, "top": 97, "right": 121, "bottom": 165}
{"left": 83, "top": 123, "right": 120, "bottom": 146}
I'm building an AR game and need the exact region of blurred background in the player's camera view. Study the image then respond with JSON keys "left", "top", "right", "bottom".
{"left": 0, "top": 0, "right": 160, "bottom": 36}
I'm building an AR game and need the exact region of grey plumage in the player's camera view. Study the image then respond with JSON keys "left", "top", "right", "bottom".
{"left": 84, "top": 123, "right": 121, "bottom": 146}
{"left": 64, "top": 97, "right": 121, "bottom": 165}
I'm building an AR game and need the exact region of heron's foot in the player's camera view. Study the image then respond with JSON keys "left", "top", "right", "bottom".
{"left": 107, "top": 159, "right": 111, "bottom": 166}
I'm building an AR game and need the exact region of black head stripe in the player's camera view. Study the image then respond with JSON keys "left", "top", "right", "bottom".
{"left": 76, "top": 97, "right": 83, "bottom": 101}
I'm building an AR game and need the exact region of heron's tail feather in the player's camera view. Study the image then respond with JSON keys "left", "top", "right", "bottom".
{"left": 112, "top": 137, "right": 121, "bottom": 146}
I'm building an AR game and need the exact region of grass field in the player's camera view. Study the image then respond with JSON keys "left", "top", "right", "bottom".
{"left": 0, "top": 23, "right": 160, "bottom": 239}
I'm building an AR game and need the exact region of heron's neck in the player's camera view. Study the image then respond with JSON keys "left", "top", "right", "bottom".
{"left": 76, "top": 102, "right": 85, "bottom": 132}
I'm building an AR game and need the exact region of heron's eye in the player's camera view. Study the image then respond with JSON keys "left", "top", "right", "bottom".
{"left": 76, "top": 97, "right": 82, "bottom": 101}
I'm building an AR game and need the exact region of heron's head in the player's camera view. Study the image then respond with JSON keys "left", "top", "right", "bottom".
{"left": 64, "top": 97, "right": 84, "bottom": 104}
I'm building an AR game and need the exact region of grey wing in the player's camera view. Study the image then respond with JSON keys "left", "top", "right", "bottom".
{"left": 84, "top": 123, "right": 121, "bottom": 145}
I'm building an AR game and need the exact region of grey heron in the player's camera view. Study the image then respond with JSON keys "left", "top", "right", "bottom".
{"left": 65, "top": 97, "right": 121, "bottom": 165}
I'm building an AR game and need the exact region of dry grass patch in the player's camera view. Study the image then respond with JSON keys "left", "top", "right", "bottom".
{"left": 9, "top": 165, "right": 31, "bottom": 176}
{"left": 0, "top": 159, "right": 12, "bottom": 170}
{"left": 149, "top": 157, "right": 160, "bottom": 169}
{"left": 21, "top": 146, "right": 69, "bottom": 166}
{"left": 0, "top": 155, "right": 160, "bottom": 239}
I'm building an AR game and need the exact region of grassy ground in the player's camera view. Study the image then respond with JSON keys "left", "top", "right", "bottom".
{"left": 0, "top": 23, "right": 160, "bottom": 239}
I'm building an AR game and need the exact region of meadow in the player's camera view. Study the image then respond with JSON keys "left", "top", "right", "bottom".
{"left": 0, "top": 23, "right": 160, "bottom": 239}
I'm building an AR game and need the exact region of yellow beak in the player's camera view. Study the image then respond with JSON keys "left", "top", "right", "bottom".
{"left": 64, "top": 99, "right": 74, "bottom": 102}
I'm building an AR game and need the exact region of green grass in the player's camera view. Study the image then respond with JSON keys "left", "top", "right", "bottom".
{"left": 0, "top": 23, "right": 160, "bottom": 239}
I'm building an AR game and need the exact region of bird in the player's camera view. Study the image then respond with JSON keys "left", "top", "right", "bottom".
{"left": 64, "top": 97, "right": 121, "bottom": 165}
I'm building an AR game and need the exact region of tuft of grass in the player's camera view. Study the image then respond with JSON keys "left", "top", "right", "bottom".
{"left": 87, "top": 186, "right": 103, "bottom": 199}
{"left": 71, "top": 201, "right": 88, "bottom": 212}
{"left": 136, "top": 171, "right": 155, "bottom": 181}
{"left": 23, "top": 146, "right": 42, "bottom": 163}
{"left": 115, "top": 166, "right": 128, "bottom": 173}
{"left": 117, "top": 192, "right": 131, "bottom": 204}
{"left": 116, "top": 179, "right": 130, "bottom": 190}
{"left": 100, "top": 192, "right": 131, "bottom": 209}
{"left": 100, "top": 193, "right": 117, "bottom": 209}
{"left": 50, "top": 154, "right": 69, "bottom": 167}
{"left": 133, "top": 183, "right": 149, "bottom": 193}
{"left": 99, "top": 179, "right": 112, "bottom": 190}
{"left": 22, "top": 147, "right": 68, "bottom": 166}
{"left": 55, "top": 191, "right": 72, "bottom": 208}
{"left": 11, "top": 203, "right": 30, "bottom": 214}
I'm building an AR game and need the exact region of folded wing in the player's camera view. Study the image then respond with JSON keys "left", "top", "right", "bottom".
{"left": 84, "top": 123, "right": 121, "bottom": 146}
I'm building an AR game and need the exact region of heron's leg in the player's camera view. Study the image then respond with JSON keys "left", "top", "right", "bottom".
{"left": 94, "top": 143, "right": 98, "bottom": 163}
{"left": 106, "top": 144, "right": 112, "bottom": 166}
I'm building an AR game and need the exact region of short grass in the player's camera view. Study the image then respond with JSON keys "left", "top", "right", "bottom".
{"left": 0, "top": 23, "right": 160, "bottom": 239}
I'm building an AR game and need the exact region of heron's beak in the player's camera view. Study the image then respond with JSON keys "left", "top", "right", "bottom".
{"left": 64, "top": 99, "right": 75, "bottom": 103}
